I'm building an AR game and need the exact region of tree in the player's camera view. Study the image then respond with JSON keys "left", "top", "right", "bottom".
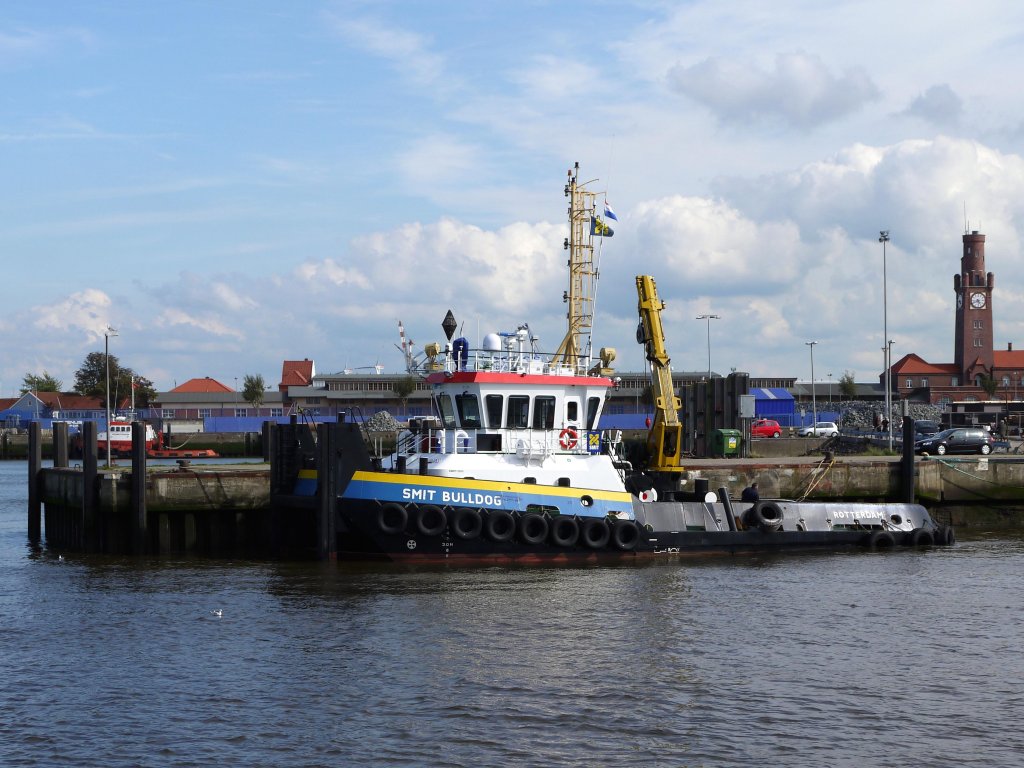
{"left": 73, "top": 352, "right": 156, "bottom": 408}
{"left": 979, "top": 374, "right": 998, "bottom": 399}
{"left": 839, "top": 370, "right": 857, "bottom": 399}
{"left": 243, "top": 374, "right": 266, "bottom": 412}
{"left": 391, "top": 375, "right": 417, "bottom": 418}
{"left": 21, "top": 371, "right": 63, "bottom": 394}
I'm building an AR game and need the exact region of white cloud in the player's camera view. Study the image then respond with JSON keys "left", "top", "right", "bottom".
{"left": 667, "top": 52, "right": 880, "bottom": 129}
{"left": 902, "top": 84, "right": 964, "bottom": 127}
{"left": 322, "top": 12, "right": 444, "bottom": 86}
{"left": 31, "top": 289, "right": 112, "bottom": 340}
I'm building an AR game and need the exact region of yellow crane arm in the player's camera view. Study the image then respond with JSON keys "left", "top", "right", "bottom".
{"left": 635, "top": 275, "right": 684, "bottom": 472}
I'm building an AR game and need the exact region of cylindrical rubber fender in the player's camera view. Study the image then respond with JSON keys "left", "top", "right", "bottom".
{"left": 377, "top": 503, "right": 408, "bottom": 535}
{"left": 909, "top": 527, "right": 935, "bottom": 547}
{"left": 518, "top": 512, "right": 549, "bottom": 545}
{"left": 415, "top": 504, "right": 447, "bottom": 537}
{"left": 864, "top": 530, "right": 897, "bottom": 549}
{"left": 450, "top": 507, "right": 483, "bottom": 540}
{"left": 484, "top": 510, "right": 516, "bottom": 542}
{"left": 549, "top": 515, "right": 580, "bottom": 547}
{"left": 581, "top": 517, "right": 610, "bottom": 549}
{"left": 746, "top": 501, "right": 784, "bottom": 532}
{"left": 611, "top": 519, "right": 641, "bottom": 551}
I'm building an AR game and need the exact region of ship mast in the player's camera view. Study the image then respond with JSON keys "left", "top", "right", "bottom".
{"left": 551, "top": 162, "right": 599, "bottom": 370}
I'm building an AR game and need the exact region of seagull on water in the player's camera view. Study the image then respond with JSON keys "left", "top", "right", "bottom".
{"left": 211, "top": 609, "right": 223, "bottom": 618}
{"left": 57, "top": 555, "right": 64, "bottom": 562}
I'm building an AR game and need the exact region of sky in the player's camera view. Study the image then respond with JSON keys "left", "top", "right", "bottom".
{"left": 5, "top": 1, "right": 1024, "bottom": 394}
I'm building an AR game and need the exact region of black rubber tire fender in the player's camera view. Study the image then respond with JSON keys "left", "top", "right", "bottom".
{"left": 377, "top": 503, "right": 408, "bottom": 535}
{"left": 749, "top": 501, "right": 784, "bottom": 532}
{"left": 909, "top": 527, "right": 936, "bottom": 547}
{"left": 415, "top": 504, "right": 447, "bottom": 537}
{"left": 450, "top": 507, "right": 483, "bottom": 540}
{"left": 611, "top": 519, "right": 641, "bottom": 551}
{"left": 549, "top": 516, "right": 580, "bottom": 547}
{"left": 484, "top": 510, "right": 516, "bottom": 542}
{"left": 939, "top": 525, "right": 956, "bottom": 546}
{"left": 865, "top": 530, "right": 897, "bottom": 549}
{"left": 518, "top": 512, "right": 549, "bottom": 545}
{"left": 581, "top": 517, "right": 610, "bottom": 549}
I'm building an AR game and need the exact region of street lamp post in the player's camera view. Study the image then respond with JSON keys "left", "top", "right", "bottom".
{"left": 806, "top": 341, "right": 818, "bottom": 430}
{"left": 104, "top": 325, "right": 119, "bottom": 465}
{"left": 879, "top": 230, "right": 891, "bottom": 450}
{"left": 828, "top": 372, "right": 833, "bottom": 406}
{"left": 696, "top": 314, "right": 721, "bottom": 383}
{"left": 888, "top": 339, "right": 895, "bottom": 449}
{"left": 696, "top": 314, "right": 720, "bottom": 442}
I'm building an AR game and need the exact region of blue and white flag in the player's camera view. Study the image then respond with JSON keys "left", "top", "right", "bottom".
{"left": 603, "top": 200, "right": 618, "bottom": 221}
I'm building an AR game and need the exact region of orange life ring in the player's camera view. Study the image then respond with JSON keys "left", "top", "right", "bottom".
{"left": 559, "top": 427, "right": 578, "bottom": 450}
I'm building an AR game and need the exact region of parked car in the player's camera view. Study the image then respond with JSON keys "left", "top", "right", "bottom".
{"left": 914, "top": 419, "right": 941, "bottom": 436}
{"left": 798, "top": 421, "right": 839, "bottom": 437}
{"left": 751, "top": 418, "right": 783, "bottom": 438}
{"left": 915, "top": 427, "right": 994, "bottom": 456}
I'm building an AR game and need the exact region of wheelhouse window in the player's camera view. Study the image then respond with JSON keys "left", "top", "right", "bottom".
{"left": 435, "top": 395, "right": 457, "bottom": 428}
{"left": 586, "top": 396, "right": 602, "bottom": 429}
{"left": 455, "top": 393, "right": 481, "bottom": 429}
{"left": 533, "top": 396, "right": 556, "bottom": 429}
{"left": 485, "top": 394, "right": 503, "bottom": 428}
{"left": 507, "top": 396, "right": 529, "bottom": 428}
{"left": 566, "top": 400, "right": 579, "bottom": 423}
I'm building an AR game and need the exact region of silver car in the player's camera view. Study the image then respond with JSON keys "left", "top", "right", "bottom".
{"left": 798, "top": 421, "right": 839, "bottom": 437}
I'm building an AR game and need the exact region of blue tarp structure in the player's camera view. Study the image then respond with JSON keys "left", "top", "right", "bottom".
{"left": 751, "top": 387, "right": 796, "bottom": 422}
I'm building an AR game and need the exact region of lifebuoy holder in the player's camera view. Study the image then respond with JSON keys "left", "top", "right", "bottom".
{"left": 559, "top": 427, "right": 578, "bottom": 450}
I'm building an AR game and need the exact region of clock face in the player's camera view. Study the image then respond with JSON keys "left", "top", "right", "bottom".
{"left": 971, "top": 292, "right": 986, "bottom": 308}
{"left": 957, "top": 294, "right": 963, "bottom": 309}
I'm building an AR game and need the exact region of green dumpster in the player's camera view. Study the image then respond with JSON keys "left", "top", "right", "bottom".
{"left": 710, "top": 428, "right": 743, "bottom": 458}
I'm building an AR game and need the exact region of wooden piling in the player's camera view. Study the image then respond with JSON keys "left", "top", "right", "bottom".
{"left": 82, "top": 421, "right": 99, "bottom": 552}
{"left": 131, "top": 421, "right": 148, "bottom": 554}
{"left": 28, "top": 422, "right": 41, "bottom": 543}
{"left": 316, "top": 422, "right": 338, "bottom": 560}
{"left": 53, "top": 422, "right": 69, "bottom": 468}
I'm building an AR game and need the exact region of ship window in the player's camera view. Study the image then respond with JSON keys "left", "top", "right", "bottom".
{"left": 435, "top": 395, "right": 457, "bottom": 428}
{"left": 455, "top": 393, "right": 481, "bottom": 429}
{"left": 566, "top": 400, "right": 579, "bottom": 422}
{"left": 485, "top": 394, "right": 503, "bottom": 428}
{"left": 507, "top": 396, "right": 529, "bottom": 428}
{"left": 586, "top": 397, "right": 602, "bottom": 430}
{"left": 533, "top": 396, "right": 556, "bottom": 428}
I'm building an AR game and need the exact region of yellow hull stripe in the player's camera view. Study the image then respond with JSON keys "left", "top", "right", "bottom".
{"left": 350, "top": 470, "right": 632, "bottom": 503}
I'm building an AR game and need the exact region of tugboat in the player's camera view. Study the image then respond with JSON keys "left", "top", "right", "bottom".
{"left": 331, "top": 165, "right": 952, "bottom": 562}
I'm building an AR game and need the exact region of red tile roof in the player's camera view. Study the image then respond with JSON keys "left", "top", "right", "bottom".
{"left": 33, "top": 392, "right": 104, "bottom": 410}
{"left": 993, "top": 349, "right": 1024, "bottom": 368}
{"left": 171, "top": 377, "right": 234, "bottom": 393}
{"left": 890, "top": 354, "right": 957, "bottom": 375}
{"left": 280, "top": 359, "right": 314, "bottom": 389}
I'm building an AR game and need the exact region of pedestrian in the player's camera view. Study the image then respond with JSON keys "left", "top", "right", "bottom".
{"left": 741, "top": 482, "right": 759, "bottom": 503}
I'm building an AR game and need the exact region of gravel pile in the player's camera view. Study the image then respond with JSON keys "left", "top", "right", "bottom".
{"left": 821, "top": 400, "right": 944, "bottom": 430}
{"left": 364, "top": 410, "right": 402, "bottom": 433}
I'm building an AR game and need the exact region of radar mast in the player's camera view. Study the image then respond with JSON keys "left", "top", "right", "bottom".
{"left": 551, "top": 162, "right": 601, "bottom": 370}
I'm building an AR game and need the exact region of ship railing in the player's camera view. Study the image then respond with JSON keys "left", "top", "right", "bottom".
{"left": 442, "top": 346, "right": 595, "bottom": 377}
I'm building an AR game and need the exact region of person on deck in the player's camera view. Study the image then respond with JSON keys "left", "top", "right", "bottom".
{"left": 741, "top": 482, "right": 759, "bottom": 503}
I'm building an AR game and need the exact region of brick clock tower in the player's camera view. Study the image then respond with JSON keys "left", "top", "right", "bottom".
{"left": 953, "top": 230, "right": 994, "bottom": 384}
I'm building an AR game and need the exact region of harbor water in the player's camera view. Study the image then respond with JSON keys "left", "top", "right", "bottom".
{"left": 1, "top": 461, "right": 1021, "bottom": 767}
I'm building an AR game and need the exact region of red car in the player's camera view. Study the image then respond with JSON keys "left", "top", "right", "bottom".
{"left": 751, "top": 419, "right": 783, "bottom": 438}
